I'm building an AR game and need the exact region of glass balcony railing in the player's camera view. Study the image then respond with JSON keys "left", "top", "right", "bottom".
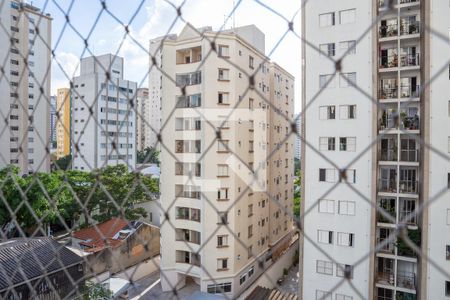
{"left": 377, "top": 238, "right": 395, "bottom": 254}
{"left": 378, "top": 179, "right": 397, "bottom": 193}
{"left": 379, "top": 24, "right": 398, "bottom": 38}
{"left": 400, "top": 53, "right": 420, "bottom": 67}
{"left": 400, "top": 149, "right": 419, "bottom": 162}
{"left": 397, "top": 271, "right": 416, "bottom": 290}
{"left": 400, "top": 115, "right": 420, "bottom": 130}
{"left": 379, "top": 87, "right": 398, "bottom": 99}
{"left": 400, "top": 21, "right": 420, "bottom": 36}
{"left": 380, "top": 149, "right": 397, "bottom": 161}
{"left": 399, "top": 180, "right": 418, "bottom": 194}
{"left": 399, "top": 85, "right": 420, "bottom": 98}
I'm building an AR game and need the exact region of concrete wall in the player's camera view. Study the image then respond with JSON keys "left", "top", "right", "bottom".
{"left": 238, "top": 238, "right": 299, "bottom": 300}
{"left": 83, "top": 224, "right": 160, "bottom": 276}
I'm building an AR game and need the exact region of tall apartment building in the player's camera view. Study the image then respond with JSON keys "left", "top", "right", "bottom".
{"left": 136, "top": 88, "right": 149, "bottom": 152}
{"left": 56, "top": 88, "right": 71, "bottom": 159}
{"left": 157, "top": 24, "right": 295, "bottom": 297}
{"left": 294, "top": 114, "right": 301, "bottom": 160}
{"left": 301, "top": 1, "right": 450, "bottom": 300}
{"left": 71, "top": 54, "right": 136, "bottom": 171}
{"left": 50, "top": 95, "right": 57, "bottom": 149}
{"left": 0, "top": 1, "right": 52, "bottom": 174}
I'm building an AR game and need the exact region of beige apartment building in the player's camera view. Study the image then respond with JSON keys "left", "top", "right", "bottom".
{"left": 136, "top": 88, "right": 149, "bottom": 152}
{"left": 0, "top": 1, "right": 52, "bottom": 174}
{"left": 157, "top": 24, "right": 295, "bottom": 297}
{"left": 56, "top": 88, "right": 71, "bottom": 159}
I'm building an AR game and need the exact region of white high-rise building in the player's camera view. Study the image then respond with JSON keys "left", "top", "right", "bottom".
{"left": 301, "top": 1, "right": 450, "bottom": 300}
{"left": 0, "top": 1, "right": 52, "bottom": 174}
{"left": 156, "top": 24, "right": 295, "bottom": 297}
{"left": 136, "top": 87, "right": 149, "bottom": 152}
{"left": 71, "top": 54, "right": 136, "bottom": 171}
{"left": 294, "top": 114, "right": 301, "bottom": 160}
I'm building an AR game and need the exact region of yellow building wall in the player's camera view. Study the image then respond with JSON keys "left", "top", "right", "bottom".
{"left": 56, "top": 88, "right": 71, "bottom": 159}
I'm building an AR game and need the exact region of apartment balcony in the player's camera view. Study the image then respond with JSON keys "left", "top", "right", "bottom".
{"left": 379, "top": 52, "right": 398, "bottom": 70}
{"left": 378, "top": 178, "right": 397, "bottom": 193}
{"left": 397, "top": 271, "right": 416, "bottom": 290}
{"left": 377, "top": 270, "right": 395, "bottom": 286}
{"left": 176, "top": 46, "right": 202, "bottom": 65}
{"left": 399, "top": 85, "right": 420, "bottom": 99}
{"left": 377, "top": 198, "right": 396, "bottom": 223}
{"left": 398, "top": 180, "right": 418, "bottom": 194}
{"left": 377, "top": 237, "right": 395, "bottom": 254}
{"left": 397, "top": 229, "right": 421, "bottom": 258}
{"left": 400, "top": 53, "right": 420, "bottom": 68}
{"left": 400, "top": 149, "right": 419, "bottom": 163}
{"left": 399, "top": 198, "right": 418, "bottom": 226}
{"left": 400, "top": 21, "right": 420, "bottom": 37}
{"left": 379, "top": 0, "right": 420, "bottom": 9}
{"left": 380, "top": 148, "right": 397, "bottom": 162}
{"left": 379, "top": 87, "right": 398, "bottom": 100}
{"left": 396, "top": 292, "right": 417, "bottom": 300}
{"left": 379, "top": 23, "right": 398, "bottom": 39}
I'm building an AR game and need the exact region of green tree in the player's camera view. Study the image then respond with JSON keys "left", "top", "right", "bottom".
{"left": 0, "top": 166, "right": 24, "bottom": 226}
{"left": 293, "top": 169, "right": 301, "bottom": 217}
{"left": 83, "top": 281, "right": 113, "bottom": 300}
{"left": 53, "top": 154, "right": 72, "bottom": 171}
{"left": 136, "top": 147, "right": 159, "bottom": 164}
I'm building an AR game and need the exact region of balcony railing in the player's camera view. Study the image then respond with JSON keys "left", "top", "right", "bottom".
{"left": 399, "top": 180, "right": 418, "bottom": 194}
{"left": 377, "top": 238, "right": 395, "bottom": 254}
{"left": 397, "top": 271, "right": 416, "bottom": 290}
{"left": 379, "top": 24, "right": 398, "bottom": 38}
{"left": 400, "top": 53, "right": 420, "bottom": 67}
{"left": 377, "top": 205, "right": 396, "bottom": 223}
{"left": 380, "top": 149, "right": 397, "bottom": 161}
{"left": 400, "top": 21, "right": 420, "bottom": 36}
{"left": 400, "top": 0, "right": 419, "bottom": 4}
{"left": 377, "top": 270, "right": 395, "bottom": 286}
{"left": 400, "top": 115, "right": 420, "bottom": 130}
{"left": 399, "top": 85, "right": 420, "bottom": 98}
{"left": 379, "top": 87, "right": 398, "bottom": 99}
{"left": 379, "top": 54, "right": 398, "bottom": 69}
{"left": 400, "top": 149, "right": 419, "bottom": 162}
{"left": 379, "top": 179, "right": 397, "bottom": 193}
{"left": 399, "top": 210, "right": 417, "bottom": 225}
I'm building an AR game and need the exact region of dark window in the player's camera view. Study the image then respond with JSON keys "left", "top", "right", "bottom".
{"left": 446, "top": 281, "right": 450, "bottom": 296}
{"left": 319, "top": 169, "right": 326, "bottom": 182}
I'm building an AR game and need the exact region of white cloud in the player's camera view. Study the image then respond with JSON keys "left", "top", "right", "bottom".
{"left": 51, "top": 51, "right": 80, "bottom": 94}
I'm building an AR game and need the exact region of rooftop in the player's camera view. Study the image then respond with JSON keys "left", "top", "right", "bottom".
{"left": 0, "top": 237, "right": 83, "bottom": 291}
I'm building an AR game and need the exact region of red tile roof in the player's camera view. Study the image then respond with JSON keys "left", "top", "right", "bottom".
{"left": 72, "top": 218, "right": 128, "bottom": 253}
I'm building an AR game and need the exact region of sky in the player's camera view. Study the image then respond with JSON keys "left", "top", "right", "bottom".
{"left": 29, "top": 0, "right": 301, "bottom": 113}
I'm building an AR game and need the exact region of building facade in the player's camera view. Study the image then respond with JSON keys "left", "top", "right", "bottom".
{"left": 0, "top": 1, "right": 52, "bottom": 174}
{"left": 136, "top": 88, "right": 149, "bottom": 152}
{"left": 71, "top": 54, "right": 136, "bottom": 171}
{"left": 50, "top": 95, "right": 57, "bottom": 149}
{"left": 301, "top": 1, "right": 450, "bottom": 300}
{"left": 56, "top": 88, "right": 71, "bottom": 159}
{"left": 294, "top": 114, "right": 301, "bottom": 160}
{"left": 156, "top": 24, "right": 295, "bottom": 298}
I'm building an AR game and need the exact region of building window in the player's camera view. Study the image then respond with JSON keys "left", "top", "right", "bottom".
{"left": 217, "top": 164, "right": 229, "bottom": 177}
{"left": 320, "top": 43, "right": 335, "bottom": 57}
{"left": 218, "top": 68, "right": 230, "bottom": 81}
{"left": 217, "top": 258, "right": 228, "bottom": 270}
{"left": 248, "top": 204, "right": 253, "bottom": 217}
{"left": 218, "top": 92, "right": 229, "bottom": 104}
{"left": 447, "top": 209, "right": 450, "bottom": 225}
{"left": 316, "top": 290, "right": 332, "bottom": 300}
{"left": 207, "top": 283, "right": 231, "bottom": 294}
{"left": 340, "top": 40, "right": 356, "bottom": 54}
{"left": 319, "top": 106, "right": 336, "bottom": 120}
{"left": 340, "top": 72, "right": 356, "bottom": 87}
{"left": 217, "top": 140, "right": 229, "bottom": 152}
{"left": 249, "top": 56, "right": 254, "bottom": 69}
{"left": 446, "top": 281, "right": 450, "bottom": 297}
{"left": 218, "top": 188, "right": 229, "bottom": 200}
{"left": 218, "top": 45, "right": 229, "bottom": 57}
{"left": 218, "top": 212, "right": 228, "bottom": 224}
{"left": 248, "top": 266, "right": 254, "bottom": 277}
{"left": 336, "top": 264, "right": 353, "bottom": 278}
{"left": 316, "top": 260, "right": 333, "bottom": 275}
{"left": 340, "top": 169, "right": 356, "bottom": 184}
{"left": 319, "top": 12, "right": 335, "bottom": 27}
{"left": 339, "top": 105, "right": 356, "bottom": 119}
{"left": 217, "top": 235, "right": 228, "bottom": 247}
{"left": 249, "top": 98, "right": 254, "bottom": 110}
{"left": 318, "top": 199, "right": 335, "bottom": 214}
{"left": 319, "top": 137, "right": 335, "bottom": 151}
{"left": 319, "top": 74, "right": 335, "bottom": 88}
{"left": 319, "top": 168, "right": 335, "bottom": 182}
{"left": 239, "top": 274, "right": 246, "bottom": 285}
{"left": 339, "top": 137, "right": 356, "bottom": 151}
{"left": 338, "top": 201, "right": 355, "bottom": 216}
{"left": 337, "top": 232, "right": 354, "bottom": 247}
{"left": 248, "top": 225, "right": 253, "bottom": 238}
{"left": 335, "top": 294, "right": 353, "bottom": 300}
{"left": 446, "top": 245, "right": 450, "bottom": 260}
{"left": 448, "top": 173, "right": 450, "bottom": 188}
{"left": 318, "top": 230, "right": 333, "bottom": 244}
{"left": 339, "top": 9, "right": 356, "bottom": 24}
